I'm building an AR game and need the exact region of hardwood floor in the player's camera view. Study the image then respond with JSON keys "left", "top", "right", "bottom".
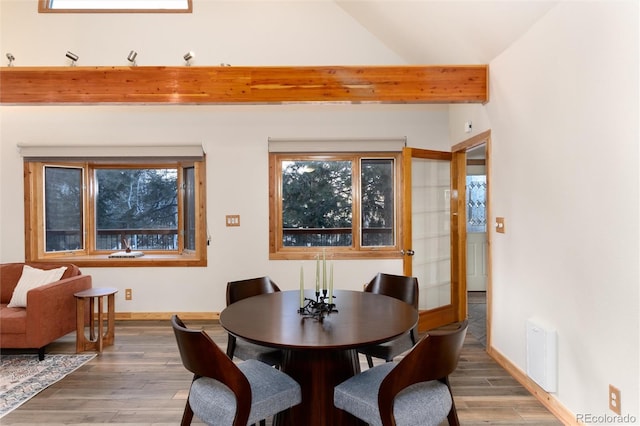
{"left": 2, "top": 320, "right": 562, "bottom": 425}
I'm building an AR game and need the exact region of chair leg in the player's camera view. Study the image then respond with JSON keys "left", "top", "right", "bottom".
{"left": 447, "top": 405, "right": 460, "bottom": 426}
{"left": 366, "top": 354, "right": 374, "bottom": 368}
{"left": 226, "top": 334, "right": 236, "bottom": 359}
{"left": 180, "top": 400, "right": 194, "bottom": 426}
{"left": 444, "top": 377, "right": 460, "bottom": 426}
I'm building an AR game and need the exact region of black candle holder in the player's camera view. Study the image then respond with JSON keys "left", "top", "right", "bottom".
{"left": 298, "top": 290, "right": 337, "bottom": 322}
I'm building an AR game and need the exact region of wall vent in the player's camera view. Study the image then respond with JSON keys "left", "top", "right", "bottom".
{"left": 526, "top": 318, "right": 557, "bottom": 392}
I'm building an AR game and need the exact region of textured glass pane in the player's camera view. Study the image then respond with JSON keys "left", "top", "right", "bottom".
{"left": 412, "top": 159, "right": 451, "bottom": 310}
{"left": 281, "top": 160, "right": 352, "bottom": 247}
{"left": 361, "top": 158, "right": 394, "bottom": 246}
{"left": 95, "top": 168, "right": 178, "bottom": 250}
{"left": 466, "top": 175, "right": 487, "bottom": 233}
{"left": 45, "top": 166, "right": 83, "bottom": 252}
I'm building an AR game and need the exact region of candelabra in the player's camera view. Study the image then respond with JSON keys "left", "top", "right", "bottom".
{"left": 299, "top": 290, "right": 336, "bottom": 322}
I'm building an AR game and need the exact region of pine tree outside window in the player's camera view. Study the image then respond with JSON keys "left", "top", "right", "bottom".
{"left": 269, "top": 152, "right": 402, "bottom": 260}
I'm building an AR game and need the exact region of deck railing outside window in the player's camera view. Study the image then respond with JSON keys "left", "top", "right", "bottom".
{"left": 46, "top": 229, "right": 178, "bottom": 252}
{"left": 282, "top": 227, "right": 393, "bottom": 247}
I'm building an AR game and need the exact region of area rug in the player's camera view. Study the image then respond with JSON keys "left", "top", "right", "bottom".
{"left": 0, "top": 353, "right": 96, "bottom": 418}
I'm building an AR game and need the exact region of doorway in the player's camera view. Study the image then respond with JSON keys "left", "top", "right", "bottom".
{"left": 465, "top": 144, "right": 488, "bottom": 346}
{"left": 452, "top": 130, "right": 491, "bottom": 348}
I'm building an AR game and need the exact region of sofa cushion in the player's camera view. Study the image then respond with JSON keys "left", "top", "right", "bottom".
{"left": 1, "top": 263, "right": 81, "bottom": 304}
{"left": 7, "top": 265, "right": 68, "bottom": 308}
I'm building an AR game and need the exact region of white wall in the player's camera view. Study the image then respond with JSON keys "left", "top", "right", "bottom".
{"left": 0, "top": 0, "right": 404, "bottom": 67}
{"left": 450, "top": 1, "right": 639, "bottom": 419}
{"left": 1, "top": 104, "right": 450, "bottom": 312}
{"left": 0, "top": 0, "right": 451, "bottom": 314}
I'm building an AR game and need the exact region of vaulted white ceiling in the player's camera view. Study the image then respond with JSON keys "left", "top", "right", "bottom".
{"left": 335, "top": 1, "right": 559, "bottom": 64}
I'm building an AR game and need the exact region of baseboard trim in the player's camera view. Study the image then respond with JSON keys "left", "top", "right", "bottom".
{"left": 115, "top": 312, "right": 220, "bottom": 321}
{"left": 487, "top": 345, "right": 577, "bottom": 425}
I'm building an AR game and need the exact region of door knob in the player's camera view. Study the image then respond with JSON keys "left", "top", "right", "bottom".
{"left": 401, "top": 249, "right": 415, "bottom": 256}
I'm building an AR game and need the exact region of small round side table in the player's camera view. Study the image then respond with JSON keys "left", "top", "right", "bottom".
{"left": 74, "top": 287, "right": 118, "bottom": 353}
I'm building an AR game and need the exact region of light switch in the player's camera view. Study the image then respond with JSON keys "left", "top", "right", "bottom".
{"left": 495, "top": 217, "right": 505, "bottom": 233}
{"left": 226, "top": 215, "right": 240, "bottom": 227}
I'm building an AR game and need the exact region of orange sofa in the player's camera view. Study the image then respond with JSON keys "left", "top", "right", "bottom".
{"left": 0, "top": 262, "right": 92, "bottom": 360}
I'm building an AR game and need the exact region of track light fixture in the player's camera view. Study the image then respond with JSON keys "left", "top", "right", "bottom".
{"left": 6, "top": 53, "right": 15, "bottom": 67}
{"left": 127, "top": 50, "right": 138, "bottom": 66}
{"left": 183, "top": 51, "right": 194, "bottom": 66}
{"left": 65, "top": 51, "right": 79, "bottom": 66}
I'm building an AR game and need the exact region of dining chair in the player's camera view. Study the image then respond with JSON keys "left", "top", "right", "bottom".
{"left": 171, "top": 315, "right": 302, "bottom": 426}
{"left": 334, "top": 320, "right": 468, "bottom": 426}
{"left": 226, "top": 276, "right": 283, "bottom": 367}
{"left": 357, "top": 272, "right": 419, "bottom": 368}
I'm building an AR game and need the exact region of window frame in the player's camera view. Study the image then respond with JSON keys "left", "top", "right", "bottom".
{"left": 269, "top": 151, "right": 403, "bottom": 260}
{"left": 24, "top": 158, "right": 207, "bottom": 267}
{"left": 38, "top": 0, "right": 192, "bottom": 13}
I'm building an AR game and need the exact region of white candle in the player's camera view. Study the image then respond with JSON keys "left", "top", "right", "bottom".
{"left": 322, "top": 248, "right": 327, "bottom": 291}
{"left": 300, "top": 264, "right": 304, "bottom": 308}
{"left": 329, "top": 261, "right": 334, "bottom": 304}
{"left": 315, "top": 255, "right": 320, "bottom": 293}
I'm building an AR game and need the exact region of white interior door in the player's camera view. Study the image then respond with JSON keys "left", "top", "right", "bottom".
{"left": 466, "top": 169, "right": 487, "bottom": 291}
{"left": 466, "top": 232, "right": 487, "bottom": 291}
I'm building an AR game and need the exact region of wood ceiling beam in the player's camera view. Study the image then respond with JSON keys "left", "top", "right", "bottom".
{"left": 0, "top": 65, "right": 488, "bottom": 105}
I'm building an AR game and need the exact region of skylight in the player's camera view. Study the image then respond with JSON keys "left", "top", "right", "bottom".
{"left": 47, "top": 0, "right": 190, "bottom": 11}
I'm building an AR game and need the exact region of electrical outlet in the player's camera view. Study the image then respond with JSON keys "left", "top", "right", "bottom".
{"left": 125, "top": 288, "right": 132, "bottom": 300}
{"left": 609, "top": 384, "right": 621, "bottom": 415}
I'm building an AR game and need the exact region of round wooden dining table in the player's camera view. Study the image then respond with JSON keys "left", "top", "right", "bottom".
{"left": 219, "top": 289, "right": 418, "bottom": 426}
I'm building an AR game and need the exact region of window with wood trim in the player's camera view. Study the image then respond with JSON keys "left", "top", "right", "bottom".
{"left": 269, "top": 152, "right": 402, "bottom": 260}
{"left": 39, "top": 0, "right": 192, "bottom": 13}
{"left": 24, "top": 159, "right": 206, "bottom": 267}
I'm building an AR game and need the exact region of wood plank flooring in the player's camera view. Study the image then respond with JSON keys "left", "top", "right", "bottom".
{"left": 2, "top": 320, "right": 562, "bottom": 425}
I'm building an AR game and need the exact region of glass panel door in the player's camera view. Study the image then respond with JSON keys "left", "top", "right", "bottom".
{"left": 412, "top": 158, "right": 451, "bottom": 310}
{"left": 402, "top": 147, "right": 462, "bottom": 331}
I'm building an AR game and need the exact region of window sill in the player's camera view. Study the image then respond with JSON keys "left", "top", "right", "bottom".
{"left": 30, "top": 253, "right": 206, "bottom": 267}
{"left": 269, "top": 250, "right": 402, "bottom": 261}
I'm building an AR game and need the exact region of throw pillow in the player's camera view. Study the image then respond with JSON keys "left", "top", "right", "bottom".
{"left": 7, "top": 265, "right": 68, "bottom": 308}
